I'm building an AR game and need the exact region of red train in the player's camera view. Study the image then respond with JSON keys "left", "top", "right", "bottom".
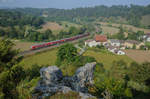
{"left": 31, "top": 33, "right": 89, "bottom": 50}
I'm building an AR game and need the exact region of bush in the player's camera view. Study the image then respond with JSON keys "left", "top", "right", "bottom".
{"left": 26, "top": 64, "right": 41, "bottom": 80}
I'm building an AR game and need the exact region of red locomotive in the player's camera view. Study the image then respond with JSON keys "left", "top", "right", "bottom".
{"left": 31, "top": 33, "right": 89, "bottom": 50}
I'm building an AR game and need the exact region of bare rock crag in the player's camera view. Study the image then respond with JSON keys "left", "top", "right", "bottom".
{"left": 33, "top": 62, "right": 96, "bottom": 99}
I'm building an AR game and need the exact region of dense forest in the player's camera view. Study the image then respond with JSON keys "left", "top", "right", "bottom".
{"left": 11, "top": 5, "right": 150, "bottom": 27}
{"left": 0, "top": 10, "right": 44, "bottom": 27}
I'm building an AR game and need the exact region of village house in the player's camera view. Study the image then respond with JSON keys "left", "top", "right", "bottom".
{"left": 123, "top": 40, "right": 144, "bottom": 49}
{"left": 143, "top": 33, "right": 150, "bottom": 42}
{"left": 107, "top": 46, "right": 118, "bottom": 53}
{"left": 85, "top": 35, "right": 107, "bottom": 47}
{"left": 115, "top": 50, "right": 125, "bottom": 55}
{"left": 95, "top": 35, "right": 107, "bottom": 45}
{"left": 147, "top": 37, "right": 150, "bottom": 42}
{"left": 106, "top": 46, "right": 125, "bottom": 55}
{"left": 108, "top": 39, "right": 121, "bottom": 47}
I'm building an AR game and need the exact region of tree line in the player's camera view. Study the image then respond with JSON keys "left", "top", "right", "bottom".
{"left": 0, "top": 25, "right": 86, "bottom": 42}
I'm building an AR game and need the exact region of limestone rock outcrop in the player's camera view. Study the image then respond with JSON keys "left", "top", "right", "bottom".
{"left": 33, "top": 62, "right": 96, "bottom": 99}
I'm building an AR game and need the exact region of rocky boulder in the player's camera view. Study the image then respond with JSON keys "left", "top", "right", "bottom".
{"left": 33, "top": 62, "right": 96, "bottom": 99}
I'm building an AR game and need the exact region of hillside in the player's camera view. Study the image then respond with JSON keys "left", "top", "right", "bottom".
{"left": 11, "top": 5, "right": 150, "bottom": 28}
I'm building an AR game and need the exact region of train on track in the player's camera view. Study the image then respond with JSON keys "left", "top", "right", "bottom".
{"left": 31, "top": 33, "right": 89, "bottom": 50}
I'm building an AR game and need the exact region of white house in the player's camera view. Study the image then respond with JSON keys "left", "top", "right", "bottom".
{"left": 85, "top": 40, "right": 100, "bottom": 47}
{"left": 146, "top": 37, "right": 150, "bottom": 42}
{"left": 143, "top": 33, "right": 150, "bottom": 42}
{"left": 107, "top": 46, "right": 125, "bottom": 55}
{"left": 116, "top": 50, "right": 125, "bottom": 55}
{"left": 108, "top": 39, "right": 121, "bottom": 47}
{"left": 107, "top": 46, "right": 118, "bottom": 53}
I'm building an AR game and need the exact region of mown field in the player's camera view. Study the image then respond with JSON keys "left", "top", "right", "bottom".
{"left": 20, "top": 48, "right": 58, "bottom": 69}
{"left": 83, "top": 49, "right": 133, "bottom": 69}
{"left": 124, "top": 50, "right": 150, "bottom": 63}
{"left": 101, "top": 25, "right": 119, "bottom": 34}
{"left": 14, "top": 40, "right": 40, "bottom": 51}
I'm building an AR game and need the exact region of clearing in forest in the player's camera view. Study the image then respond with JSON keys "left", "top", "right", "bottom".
{"left": 41, "top": 22, "right": 63, "bottom": 34}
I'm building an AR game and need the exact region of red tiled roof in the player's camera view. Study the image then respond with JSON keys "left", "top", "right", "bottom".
{"left": 95, "top": 35, "right": 107, "bottom": 42}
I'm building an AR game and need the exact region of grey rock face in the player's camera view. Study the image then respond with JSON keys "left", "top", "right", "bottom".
{"left": 72, "top": 63, "right": 96, "bottom": 93}
{"left": 40, "top": 66, "right": 63, "bottom": 86}
{"left": 33, "top": 62, "right": 96, "bottom": 99}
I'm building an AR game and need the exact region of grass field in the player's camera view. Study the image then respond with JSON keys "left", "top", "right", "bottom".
{"left": 124, "top": 50, "right": 150, "bottom": 63}
{"left": 83, "top": 49, "right": 133, "bottom": 69}
{"left": 19, "top": 46, "right": 133, "bottom": 70}
{"left": 14, "top": 41, "right": 39, "bottom": 51}
{"left": 20, "top": 48, "right": 58, "bottom": 69}
{"left": 100, "top": 22, "right": 150, "bottom": 33}
{"left": 101, "top": 26, "right": 119, "bottom": 34}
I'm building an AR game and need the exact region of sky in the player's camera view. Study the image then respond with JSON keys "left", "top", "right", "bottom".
{"left": 0, "top": 0, "right": 150, "bottom": 9}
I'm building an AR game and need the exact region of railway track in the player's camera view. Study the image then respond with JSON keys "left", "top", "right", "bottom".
{"left": 19, "top": 35, "right": 90, "bottom": 56}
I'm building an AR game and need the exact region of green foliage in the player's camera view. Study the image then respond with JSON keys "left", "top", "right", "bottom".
{"left": 127, "top": 31, "right": 144, "bottom": 41}
{"left": 145, "top": 42, "right": 150, "bottom": 50}
{"left": 56, "top": 44, "right": 78, "bottom": 65}
{"left": 0, "top": 39, "right": 21, "bottom": 71}
{"left": 94, "top": 77, "right": 132, "bottom": 98}
{"left": 140, "top": 45, "right": 146, "bottom": 50}
{"left": 111, "top": 26, "right": 126, "bottom": 40}
{"left": 132, "top": 44, "right": 136, "bottom": 49}
{"left": 73, "top": 56, "right": 96, "bottom": 67}
{"left": 12, "top": 5, "right": 150, "bottom": 28}
{"left": 9, "top": 65, "right": 25, "bottom": 85}
{"left": 0, "top": 39, "right": 25, "bottom": 99}
{"left": 128, "top": 62, "right": 150, "bottom": 84}
{"left": 26, "top": 64, "right": 41, "bottom": 80}
{"left": 0, "top": 10, "right": 44, "bottom": 27}
{"left": 110, "top": 60, "right": 128, "bottom": 79}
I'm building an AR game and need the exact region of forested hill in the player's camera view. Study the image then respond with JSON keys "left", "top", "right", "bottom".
{"left": 0, "top": 10, "right": 44, "bottom": 27}
{"left": 9, "top": 5, "right": 150, "bottom": 27}
{"left": 1, "top": 5, "right": 150, "bottom": 27}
